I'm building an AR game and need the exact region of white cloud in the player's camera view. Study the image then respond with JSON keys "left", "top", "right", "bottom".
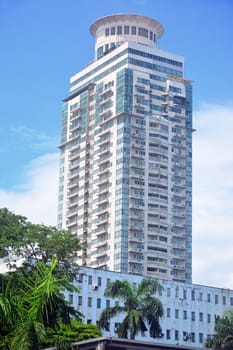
{"left": 0, "top": 153, "right": 59, "bottom": 225}
{"left": 193, "top": 102, "right": 233, "bottom": 288}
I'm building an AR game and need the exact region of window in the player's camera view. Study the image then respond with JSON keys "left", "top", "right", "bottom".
{"left": 207, "top": 314, "right": 211, "bottom": 323}
{"left": 138, "top": 27, "right": 148, "bottom": 38}
{"left": 78, "top": 296, "right": 82, "bottom": 305}
{"left": 192, "top": 289, "right": 195, "bottom": 300}
{"left": 88, "top": 297, "right": 92, "bottom": 307}
{"left": 192, "top": 312, "right": 195, "bottom": 321}
{"left": 111, "top": 27, "right": 115, "bottom": 35}
{"left": 191, "top": 332, "right": 195, "bottom": 343}
{"left": 167, "top": 288, "right": 171, "bottom": 297}
{"left": 87, "top": 319, "right": 92, "bottom": 324}
{"left": 88, "top": 275, "right": 92, "bottom": 285}
{"left": 166, "top": 329, "right": 171, "bottom": 340}
{"left": 167, "top": 308, "right": 171, "bottom": 317}
{"left": 106, "top": 299, "right": 110, "bottom": 308}
{"left": 175, "top": 309, "right": 179, "bottom": 319}
{"left": 231, "top": 297, "right": 233, "bottom": 306}
{"left": 199, "top": 333, "right": 203, "bottom": 343}
{"left": 106, "top": 278, "right": 111, "bottom": 286}
{"left": 207, "top": 293, "right": 211, "bottom": 302}
{"left": 105, "top": 28, "right": 109, "bottom": 36}
{"left": 117, "top": 26, "right": 122, "bottom": 34}
{"left": 175, "top": 330, "right": 179, "bottom": 341}
{"left": 183, "top": 310, "right": 187, "bottom": 320}
{"left": 131, "top": 26, "right": 136, "bottom": 35}
{"left": 175, "top": 287, "right": 179, "bottom": 298}
{"left": 97, "top": 298, "right": 101, "bottom": 308}
{"left": 97, "top": 276, "right": 102, "bottom": 286}
{"left": 223, "top": 296, "right": 226, "bottom": 305}
{"left": 199, "top": 292, "right": 203, "bottom": 301}
{"left": 69, "top": 294, "right": 73, "bottom": 305}
{"left": 124, "top": 25, "right": 129, "bottom": 34}
{"left": 215, "top": 295, "right": 219, "bottom": 304}
{"left": 199, "top": 312, "right": 203, "bottom": 322}
{"left": 183, "top": 289, "right": 187, "bottom": 299}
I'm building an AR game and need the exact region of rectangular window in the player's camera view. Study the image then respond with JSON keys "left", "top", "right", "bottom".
{"left": 117, "top": 26, "right": 122, "bottom": 35}
{"left": 167, "top": 288, "right": 171, "bottom": 297}
{"left": 124, "top": 25, "right": 129, "bottom": 34}
{"left": 105, "top": 28, "right": 109, "bottom": 36}
{"left": 215, "top": 295, "right": 219, "bottom": 304}
{"left": 175, "top": 330, "right": 179, "bottom": 341}
{"left": 207, "top": 314, "right": 211, "bottom": 323}
{"left": 111, "top": 27, "right": 115, "bottom": 35}
{"left": 175, "top": 309, "right": 179, "bottom": 319}
{"left": 183, "top": 289, "right": 187, "bottom": 299}
{"left": 88, "top": 275, "right": 92, "bottom": 285}
{"left": 69, "top": 294, "right": 73, "bottom": 305}
{"left": 87, "top": 319, "right": 92, "bottom": 324}
{"left": 231, "top": 297, "right": 233, "bottom": 306}
{"left": 97, "top": 276, "right": 102, "bottom": 286}
{"left": 199, "top": 333, "right": 203, "bottom": 343}
{"left": 97, "top": 298, "right": 101, "bottom": 308}
{"left": 138, "top": 27, "right": 148, "bottom": 38}
{"left": 223, "top": 296, "right": 226, "bottom": 305}
{"left": 131, "top": 26, "right": 136, "bottom": 35}
{"left": 192, "top": 312, "right": 195, "bottom": 321}
{"left": 166, "top": 329, "right": 171, "bottom": 340}
{"left": 207, "top": 293, "right": 211, "bottom": 302}
{"left": 88, "top": 297, "right": 92, "bottom": 307}
{"left": 167, "top": 308, "right": 171, "bottom": 317}
{"left": 106, "top": 278, "right": 111, "bottom": 286}
{"left": 183, "top": 310, "right": 187, "bottom": 320}
{"left": 191, "top": 332, "right": 195, "bottom": 343}
{"left": 78, "top": 296, "right": 82, "bottom": 305}
{"left": 192, "top": 289, "right": 195, "bottom": 300}
{"left": 199, "top": 312, "right": 203, "bottom": 322}
{"left": 106, "top": 299, "right": 110, "bottom": 308}
{"left": 199, "top": 292, "right": 203, "bottom": 301}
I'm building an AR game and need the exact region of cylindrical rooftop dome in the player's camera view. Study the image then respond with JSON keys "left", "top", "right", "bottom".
{"left": 90, "top": 14, "right": 164, "bottom": 60}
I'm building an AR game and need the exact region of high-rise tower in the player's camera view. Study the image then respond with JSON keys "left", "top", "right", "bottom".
{"left": 58, "top": 14, "right": 193, "bottom": 283}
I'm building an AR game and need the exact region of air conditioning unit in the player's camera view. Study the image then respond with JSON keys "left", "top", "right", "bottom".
{"left": 92, "top": 285, "right": 98, "bottom": 291}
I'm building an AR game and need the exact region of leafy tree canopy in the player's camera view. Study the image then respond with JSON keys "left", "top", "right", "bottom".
{"left": 205, "top": 309, "right": 233, "bottom": 350}
{"left": 0, "top": 208, "right": 81, "bottom": 279}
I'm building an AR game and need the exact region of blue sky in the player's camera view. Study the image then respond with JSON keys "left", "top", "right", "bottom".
{"left": 1, "top": 0, "right": 233, "bottom": 288}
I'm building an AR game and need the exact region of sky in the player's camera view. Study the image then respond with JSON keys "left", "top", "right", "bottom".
{"left": 0, "top": 0, "right": 233, "bottom": 289}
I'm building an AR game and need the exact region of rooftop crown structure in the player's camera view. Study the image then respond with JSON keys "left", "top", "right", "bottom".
{"left": 58, "top": 14, "right": 193, "bottom": 283}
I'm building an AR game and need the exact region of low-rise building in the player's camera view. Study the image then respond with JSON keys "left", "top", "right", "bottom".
{"left": 67, "top": 266, "right": 233, "bottom": 348}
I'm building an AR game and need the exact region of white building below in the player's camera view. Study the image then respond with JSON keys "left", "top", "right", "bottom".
{"left": 67, "top": 266, "right": 233, "bottom": 348}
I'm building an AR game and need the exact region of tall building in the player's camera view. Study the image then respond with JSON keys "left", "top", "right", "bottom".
{"left": 58, "top": 14, "right": 193, "bottom": 283}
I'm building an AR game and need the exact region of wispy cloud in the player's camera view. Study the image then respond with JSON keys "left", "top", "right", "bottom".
{"left": 0, "top": 153, "right": 59, "bottom": 225}
{"left": 0, "top": 126, "right": 59, "bottom": 153}
{"left": 193, "top": 102, "right": 233, "bottom": 288}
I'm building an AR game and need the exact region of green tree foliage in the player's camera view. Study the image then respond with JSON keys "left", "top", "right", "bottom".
{"left": 0, "top": 208, "right": 102, "bottom": 349}
{"left": 205, "top": 309, "right": 233, "bottom": 350}
{"left": 44, "top": 320, "right": 102, "bottom": 349}
{"left": 98, "top": 278, "right": 164, "bottom": 340}
{"left": 0, "top": 258, "right": 81, "bottom": 350}
{"left": 0, "top": 208, "right": 81, "bottom": 280}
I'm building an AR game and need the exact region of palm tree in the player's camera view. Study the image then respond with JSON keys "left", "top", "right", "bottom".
{"left": 0, "top": 258, "right": 81, "bottom": 350}
{"left": 98, "top": 278, "right": 164, "bottom": 340}
{"left": 205, "top": 309, "right": 233, "bottom": 350}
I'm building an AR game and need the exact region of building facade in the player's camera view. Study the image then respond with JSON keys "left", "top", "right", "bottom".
{"left": 58, "top": 14, "right": 193, "bottom": 283}
{"left": 67, "top": 266, "right": 233, "bottom": 349}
